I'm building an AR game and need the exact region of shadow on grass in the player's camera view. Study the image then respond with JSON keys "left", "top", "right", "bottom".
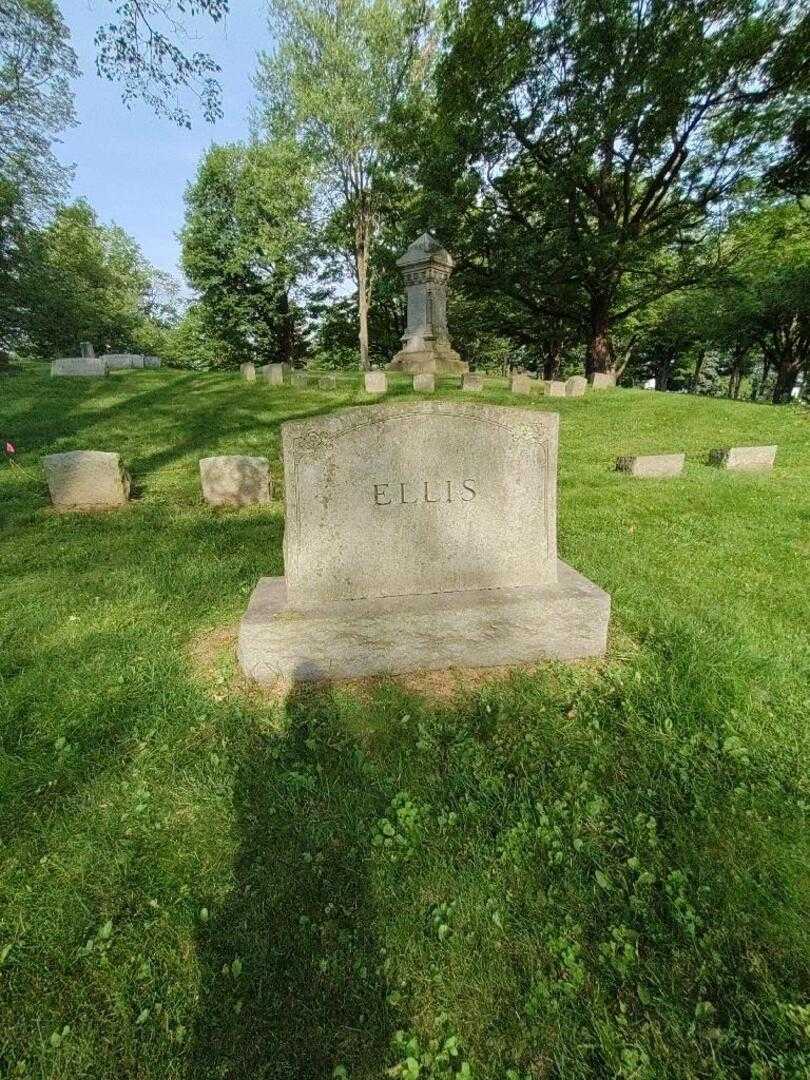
{"left": 189, "top": 677, "right": 393, "bottom": 1079}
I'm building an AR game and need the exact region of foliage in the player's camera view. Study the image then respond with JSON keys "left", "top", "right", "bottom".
{"left": 0, "top": 0, "right": 77, "bottom": 215}
{"left": 180, "top": 139, "right": 314, "bottom": 368}
{"left": 0, "top": 369, "right": 807, "bottom": 1076}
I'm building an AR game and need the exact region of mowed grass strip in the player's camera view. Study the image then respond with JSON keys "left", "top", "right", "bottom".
{"left": 0, "top": 363, "right": 808, "bottom": 1079}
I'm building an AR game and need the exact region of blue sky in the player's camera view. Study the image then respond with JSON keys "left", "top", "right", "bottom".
{"left": 58, "top": 1, "right": 271, "bottom": 283}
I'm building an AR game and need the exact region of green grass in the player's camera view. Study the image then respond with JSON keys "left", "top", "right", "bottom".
{"left": 1, "top": 363, "right": 808, "bottom": 1079}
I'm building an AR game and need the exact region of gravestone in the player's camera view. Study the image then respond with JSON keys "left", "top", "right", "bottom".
{"left": 51, "top": 357, "right": 108, "bottom": 378}
{"left": 413, "top": 372, "right": 435, "bottom": 392}
{"left": 388, "top": 233, "right": 468, "bottom": 375}
{"left": 80, "top": 341, "right": 95, "bottom": 358}
{"left": 591, "top": 372, "right": 616, "bottom": 390}
{"left": 565, "top": 376, "right": 587, "bottom": 397}
{"left": 101, "top": 353, "right": 139, "bottom": 370}
{"left": 616, "top": 453, "right": 685, "bottom": 478}
{"left": 319, "top": 374, "right": 337, "bottom": 390}
{"left": 238, "top": 402, "right": 610, "bottom": 682}
{"left": 199, "top": 456, "right": 272, "bottom": 507}
{"left": 291, "top": 371, "right": 309, "bottom": 388}
{"left": 43, "top": 451, "right": 130, "bottom": 510}
{"left": 240, "top": 363, "right": 256, "bottom": 382}
{"left": 365, "top": 371, "right": 387, "bottom": 394}
{"left": 545, "top": 381, "right": 566, "bottom": 397}
{"left": 462, "top": 373, "right": 484, "bottom": 392}
{"left": 261, "top": 363, "right": 289, "bottom": 385}
{"left": 709, "top": 445, "right": 776, "bottom": 472}
{"left": 143, "top": 356, "right": 161, "bottom": 369}
{"left": 511, "top": 374, "right": 534, "bottom": 395}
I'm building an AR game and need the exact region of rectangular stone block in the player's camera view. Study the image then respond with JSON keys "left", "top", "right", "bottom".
{"left": 291, "top": 371, "right": 309, "bottom": 388}
{"left": 462, "top": 373, "right": 484, "bottom": 392}
{"left": 51, "top": 357, "right": 108, "bottom": 378}
{"left": 199, "top": 455, "right": 271, "bottom": 507}
{"left": 365, "top": 371, "right": 387, "bottom": 394}
{"left": 413, "top": 373, "right": 435, "bottom": 392}
{"left": 545, "top": 380, "right": 566, "bottom": 397}
{"left": 318, "top": 374, "right": 337, "bottom": 390}
{"left": 511, "top": 374, "right": 534, "bottom": 395}
{"left": 240, "top": 363, "right": 256, "bottom": 382}
{"left": 43, "top": 451, "right": 129, "bottom": 509}
{"left": 129, "top": 356, "right": 145, "bottom": 369}
{"left": 565, "top": 375, "right": 587, "bottom": 397}
{"left": 142, "top": 356, "right": 161, "bottom": 369}
{"left": 239, "top": 402, "right": 609, "bottom": 682}
{"left": 101, "top": 353, "right": 139, "bottom": 370}
{"left": 709, "top": 445, "right": 776, "bottom": 472}
{"left": 590, "top": 372, "right": 616, "bottom": 389}
{"left": 261, "top": 363, "right": 288, "bottom": 385}
{"left": 616, "top": 453, "right": 685, "bottom": 478}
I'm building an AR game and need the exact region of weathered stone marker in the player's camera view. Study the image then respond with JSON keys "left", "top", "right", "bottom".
{"left": 591, "top": 372, "right": 616, "bottom": 390}
{"left": 51, "top": 357, "right": 108, "bottom": 378}
{"left": 43, "top": 451, "right": 130, "bottom": 510}
{"left": 199, "top": 456, "right": 272, "bottom": 507}
{"left": 709, "top": 445, "right": 776, "bottom": 472}
{"left": 413, "top": 372, "right": 435, "bottom": 392}
{"left": 101, "top": 353, "right": 141, "bottom": 370}
{"left": 319, "top": 374, "right": 337, "bottom": 390}
{"left": 143, "top": 356, "right": 161, "bottom": 369}
{"left": 80, "top": 342, "right": 95, "bottom": 358}
{"left": 462, "top": 373, "right": 484, "bottom": 392}
{"left": 365, "top": 371, "right": 387, "bottom": 394}
{"left": 240, "top": 363, "right": 256, "bottom": 382}
{"left": 511, "top": 374, "right": 534, "bottom": 395}
{"left": 239, "top": 402, "right": 610, "bottom": 682}
{"left": 261, "top": 363, "right": 288, "bottom": 385}
{"left": 388, "top": 233, "right": 468, "bottom": 375}
{"left": 565, "top": 375, "right": 587, "bottom": 397}
{"left": 291, "top": 371, "right": 308, "bottom": 388}
{"left": 545, "top": 380, "right": 566, "bottom": 397}
{"left": 616, "top": 453, "right": 685, "bottom": 478}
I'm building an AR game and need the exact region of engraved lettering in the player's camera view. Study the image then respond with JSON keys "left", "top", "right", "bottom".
{"left": 373, "top": 483, "right": 391, "bottom": 506}
{"left": 446, "top": 480, "right": 452, "bottom": 503}
{"left": 424, "top": 480, "right": 440, "bottom": 504}
{"left": 400, "top": 482, "right": 418, "bottom": 505}
{"left": 460, "top": 479, "right": 476, "bottom": 502}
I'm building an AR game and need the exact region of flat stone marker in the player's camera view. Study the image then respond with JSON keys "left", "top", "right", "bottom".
{"left": 240, "top": 363, "right": 256, "bottom": 382}
{"left": 51, "top": 357, "right": 108, "bottom": 378}
{"left": 365, "top": 371, "right": 387, "bottom": 394}
{"left": 616, "top": 453, "right": 685, "bottom": 478}
{"left": 291, "top": 371, "right": 309, "bottom": 388}
{"left": 43, "top": 451, "right": 130, "bottom": 510}
{"left": 413, "top": 373, "right": 435, "bottom": 392}
{"left": 199, "top": 456, "right": 272, "bottom": 508}
{"left": 591, "top": 372, "right": 616, "bottom": 389}
{"left": 319, "top": 374, "right": 338, "bottom": 390}
{"left": 565, "top": 376, "right": 587, "bottom": 397}
{"left": 545, "top": 380, "right": 566, "bottom": 397}
{"left": 709, "top": 445, "right": 776, "bottom": 472}
{"left": 511, "top": 374, "right": 534, "bottom": 395}
{"left": 462, "top": 373, "right": 484, "bottom": 392}
{"left": 238, "top": 402, "right": 610, "bottom": 682}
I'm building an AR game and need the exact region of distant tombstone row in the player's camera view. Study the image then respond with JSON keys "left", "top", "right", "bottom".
{"left": 51, "top": 352, "right": 161, "bottom": 377}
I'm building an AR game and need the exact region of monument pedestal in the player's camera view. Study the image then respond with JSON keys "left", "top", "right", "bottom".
{"left": 389, "top": 345, "right": 468, "bottom": 375}
{"left": 238, "top": 561, "right": 610, "bottom": 683}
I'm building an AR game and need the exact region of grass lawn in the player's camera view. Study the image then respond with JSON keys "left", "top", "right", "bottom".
{"left": 1, "top": 363, "right": 808, "bottom": 1079}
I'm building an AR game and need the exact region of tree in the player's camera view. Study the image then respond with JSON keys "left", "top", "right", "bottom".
{"left": 0, "top": 0, "right": 78, "bottom": 214}
{"left": 431, "top": 0, "right": 807, "bottom": 374}
{"left": 256, "top": 0, "right": 431, "bottom": 369}
{"left": 180, "top": 139, "right": 314, "bottom": 367}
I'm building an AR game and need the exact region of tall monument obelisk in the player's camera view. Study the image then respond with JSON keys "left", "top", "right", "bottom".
{"left": 388, "top": 233, "right": 467, "bottom": 375}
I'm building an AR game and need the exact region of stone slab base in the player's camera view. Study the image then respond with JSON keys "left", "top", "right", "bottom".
{"left": 238, "top": 561, "right": 610, "bottom": 683}
{"left": 388, "top": 347, "right": 468, "bottom": 375}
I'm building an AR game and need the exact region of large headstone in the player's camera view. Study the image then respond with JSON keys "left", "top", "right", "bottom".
{"left": 199, "top": 456, "right": 272, "bottom": 507}
{"left": 388, "top": 234, "right": 468, "bottom": 375}
{"left": 545, "top": 380, "right": 566, "bottom": 397}
{"left": 43, "top": 451, "right": 130, "bottom": 510}
{"left": 238, "top": 402, "right": 610, "bottom": 682}
{"left": 709, "top": 445, "right": 776, "bottom": 472}
{"left": 590, "top": 372, "right": 616, "bottom": 390}
{"left": 51, "top": 357, "right": 108, "bottom": 378}
{"left": 565, "top": 376, "right": 587, "bottom": 397}
{"left": 261, "top": 363, "right": 289, "bottom": 385}
{"left": 240, "top": 363, "right": 256, "bottom": 382}
{"left": 101, "top": 353, "right": 141, "bottom": 370}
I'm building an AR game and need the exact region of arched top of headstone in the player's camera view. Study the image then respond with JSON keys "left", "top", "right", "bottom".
{"left": 396, "top": 231, "right": 454, "bottom": 270}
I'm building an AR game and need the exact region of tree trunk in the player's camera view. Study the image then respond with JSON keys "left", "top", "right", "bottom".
{"left": 772, "top": 360, "right": 799, "bottom": 403}
{"left": 727, "top": 346, "right": 746, "bottom": 399}
{"left": 655, "top": 359, "right": 670, "bottom": 391}
{"left": 277, "top": 289, "right": 294, "bottom": 365}
{"left": 690, "top": 349, "right": 705, "bottom": 393}
{"left": 542, "top": 340, "right": 562, "bottom": 381}
{"left": 355, "top": 212, "right": 370, "bottom": 371}
{"left": 586, "top": 293, "right": 615, "bottom": 375}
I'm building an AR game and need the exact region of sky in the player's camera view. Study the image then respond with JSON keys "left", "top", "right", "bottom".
{"left": 58, "top": 1, "right": 271, "bottom": 284}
